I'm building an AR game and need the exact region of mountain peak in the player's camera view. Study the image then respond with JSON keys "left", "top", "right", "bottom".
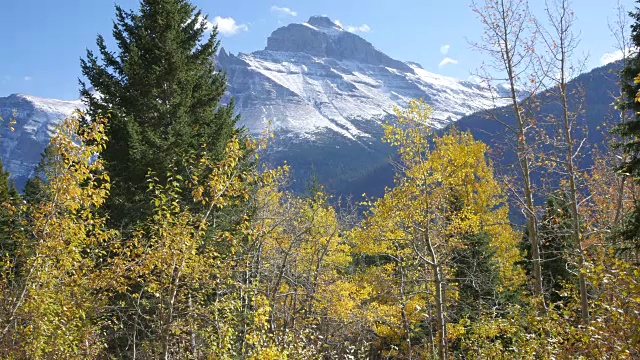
{"left": 306, "top": 16, "right": 341, "bottom": 29}
{"left": 264, "top": 16, "right": 411, "bottom": 71}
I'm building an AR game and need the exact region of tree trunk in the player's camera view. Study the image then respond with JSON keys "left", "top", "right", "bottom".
{"left": 426, "top": 234, "right": 447, "bottom": 360}
{"left": 497, "top": 0, "right": 544, "bottom": 298}
{"left": 399, "top": 259, "right": 413, "bottom": 359}
{"left": 507, "top": 46, "right": 543, "bottom": 300}
{"left": 551, "top": 0, "right": 589, "bottom": 321}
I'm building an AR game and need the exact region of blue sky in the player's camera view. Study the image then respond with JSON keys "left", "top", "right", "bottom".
{"left": 0, "top": 0, "right": 635, "bottom": 100}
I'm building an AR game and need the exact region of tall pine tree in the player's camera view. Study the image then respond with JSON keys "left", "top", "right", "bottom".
{"left": 615, "top": 2, "right": 640, "bottom": 170}
{"left": 0, "top": 159, "right": 18, "bottom": 264}
{"left": 538, "top": 193, "right": 573, "bottom": 303}
{"left": 453, "top": 232, "right": 501, "bottom": 319}
{"left": 79, "top": 0, "right": 240, "bottom": 229}
{"left": 612, "top": 1, "right": 640, "bottom": 253}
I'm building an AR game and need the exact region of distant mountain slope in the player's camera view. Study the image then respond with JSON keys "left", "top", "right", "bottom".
{"left": 329, "top": 61, "right": 624, "bottom": 200}
{"left": 454, "top": 61, "right": 622, "bottom": 169}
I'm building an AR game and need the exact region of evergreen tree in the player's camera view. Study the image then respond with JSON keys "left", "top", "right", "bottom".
{"left": 0, "top": 159, "right": 15, "bottom": 209}
{"left": 0, "top": 159, "right": 19, "bottom": 264}
{"left": 453, "top": 232, "right": 501, "bottom": 319}
{"left": 78, "top": 1, "right": 252, "bottom": 354}
{"left": 612, "top": 203, "right": 640, "bottom": 258}
{"left": 614, "top": 2, "right": 640, "bottom": 174}
{"left": 612, "top": 1, "right": 640, "bottom": 253}
{"left": 79, "top": 0, "right": 241, "bottom": 229}
{"left": 518, "top": 193, "right": 574, "bottom": 302}
{"left": 22, "top": 146, "right": 54, "bottom": 206}
{"left": 538, "top": 193, "right": 574, "bottom": 303}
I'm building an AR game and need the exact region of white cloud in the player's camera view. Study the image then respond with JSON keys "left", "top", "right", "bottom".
{"left": 440, "top": 45, "right": 450, "bottom": 55}
{"left": 206, "top": 16, "right": 248, "bottom": 36}
{"left": 600, "top": 48, "right": 637, "bottom": 65}
{"left": 600, "top": 50, "right": 624, "bottom": 65}
{"left": 350, "top": 24, "right": 371, "bottom": 33}
{"left": 271, "top": 5, "right": 297, "bottom": 17}
{"left": 334, "top": 20, "right": 371, "bottom": 33}
{"left": 23, "top": 76, "right": 32, "bottom": 81}
{"left": 438, "top": 57, "right": 459, "bottom": 67}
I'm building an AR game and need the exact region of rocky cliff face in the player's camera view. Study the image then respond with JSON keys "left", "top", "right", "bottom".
{"left": 265, "top": 16, "right": 412, "bottom": 71}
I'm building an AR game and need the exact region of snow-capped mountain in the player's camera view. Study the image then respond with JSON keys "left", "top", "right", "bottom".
{"left": 220, "top": 16, "right": 509, "bottom": 140}
{"left": 0, "top": 16, "right": 510, "bottom": 195}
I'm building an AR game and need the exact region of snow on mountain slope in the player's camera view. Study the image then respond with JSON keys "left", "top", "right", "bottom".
{"left": 0, "top": 94, "right": 82, "bottom": 188}
{"left": 220, "top": 16, "right": 511, "bottom": 141}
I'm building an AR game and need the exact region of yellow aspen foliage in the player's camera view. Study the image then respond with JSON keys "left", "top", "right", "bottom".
{"left": 561, "top": 254, "right": 640, "bottom": 358}
{"left": 1, "top": 114, "right": 115, "bottom": 359}
{"left": 457, "top": 263, "right": 640, "bottom": 360}
{"left": 108, "top": 133, "right": 289, "bottom": 359}
{"left": 350, "top": 99, "right": 523, "bottom": 358}
{"left": 247, "top": 173, "right": 364, "bottom": 357}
